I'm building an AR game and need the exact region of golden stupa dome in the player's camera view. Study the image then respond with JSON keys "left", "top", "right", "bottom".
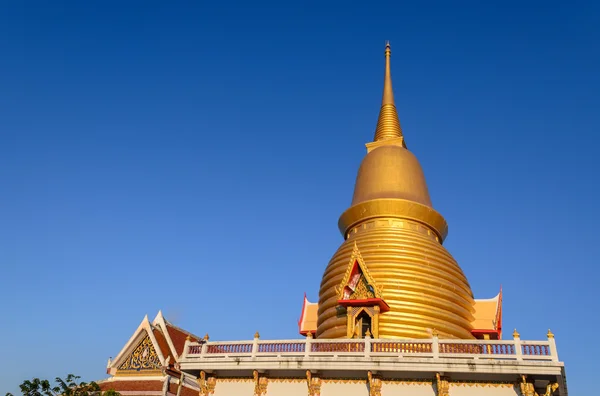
{"left": 316, "top": 43, "right": 475, "bottom": 340}
{"left": 351, "top": 145, "right": 432, "bottom": 207}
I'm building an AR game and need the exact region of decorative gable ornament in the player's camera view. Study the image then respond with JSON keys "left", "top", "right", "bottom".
{"left": 198, "top": 371, "right": 217, "bottom": 396}
{"left": 335, "top": 242, "right": 389, "bottom": 312}
{"left": 334, "top": 243, "right": 390, "bottom": 338}
{"left": 118, "top": 335, "right": 162, "bottom": 374}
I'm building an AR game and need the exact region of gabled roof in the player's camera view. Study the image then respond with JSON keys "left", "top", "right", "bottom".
{"left": 298, "top": 288, "right": 504, "bottom": 339}
{"left": 471, "top": 288, "right": 503, "bottom": 339}
{"left": 98, "top": 373, "right": 200, "bottom": 395}
{"left": 298, "top": 293, "right": 318, "bottom": 336}
{"left": 107, "top": 314, "right": 166, "bottom": 375}
{"left": 106, "top": 311, "right": 201, "bottom": 376}
{"left": 151, "top": 310, "right": 201, "bottom": 359}
{"left": 98, "top": 379, "right": 164, "bottom": 392}
{"left": 335, "top": 242, "right": 383, "bottom": 301}
{"left": 100, "top": 311, "right": 201, "bottom": 394}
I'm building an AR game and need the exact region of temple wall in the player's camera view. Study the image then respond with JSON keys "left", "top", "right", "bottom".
{"left": 212, "top": 379, "right": 253, "bottom": 396}
{"left": 321, "top": 381, "right": 367, "bottom": 396}
{"left": 268, "top": 380, "right": 307, "bottom": 396}
{"left": 209, "top": 378, "right": 521, "bottom": 396}
{"left": 382, "top": 381, "right": 435, "bottom": 396}
{"left": 449, "top": 384, "right": 519, "bottom": 396}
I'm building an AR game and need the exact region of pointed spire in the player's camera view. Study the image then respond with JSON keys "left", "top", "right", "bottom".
{"left": 373, "top": 41, "right": 405, "bottom": 145}
{"left": 382, "top": 41, "right": 394, "bottom": 106}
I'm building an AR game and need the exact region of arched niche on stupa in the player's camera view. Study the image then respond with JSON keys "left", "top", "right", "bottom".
{"left": 334, "top": 243, "right": 389, "bottom": 339}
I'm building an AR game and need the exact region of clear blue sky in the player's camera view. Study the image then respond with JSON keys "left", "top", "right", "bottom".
{"left": 1, "top": 1, "right": 598, "bottom": 393}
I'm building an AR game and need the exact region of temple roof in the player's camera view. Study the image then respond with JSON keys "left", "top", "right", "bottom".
{"left": 301, "top": 291, "right": 502, "bottom": 339}
{"left": 99, "top": 311, "right": 201, "bottom": 395}
{"left": 471, "top": 289, "right": 503, "bottom": 339}
{"left": 105, "top": 310, "right": 201, "bottom": 374}
{"left": 298, "top": 294, "right": 318, "bottom": 335}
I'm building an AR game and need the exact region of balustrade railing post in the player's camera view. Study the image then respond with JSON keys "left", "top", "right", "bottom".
{"left": 364, "top": 334, "right": 371, "bottom": 358}
{"left": 201, "top": 333, "right": 209, "bottom": 357}
{"left": 547, "top": 329, "right": 559, "bottom": 362}
{"left": 182, "top": 336, "right": 191, "bottom": 359}
{"left": 513, "top": 329, "right": 523, "bottom": 361}
{"left": 432, "top": 330, "right": 439, "bottom": 359}
{"left": 305, "top": 333, "right": 313, "bottom": 358}
{"left": 252, "top": 332, "right": 260, "bottom": 357}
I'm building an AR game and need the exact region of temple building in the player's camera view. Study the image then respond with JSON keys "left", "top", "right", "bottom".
{"left": 98, "top": 311, "right": 201, "bottom": 395}
{"left": 99, "top": 43, "right": 568, "bottom": 396}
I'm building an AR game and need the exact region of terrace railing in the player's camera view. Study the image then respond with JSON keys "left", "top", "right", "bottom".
{"left": 181, "top": 332, "right": 559, "bottom": 362}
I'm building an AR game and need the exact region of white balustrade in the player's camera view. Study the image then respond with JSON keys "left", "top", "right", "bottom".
{"left": 182, "top": 335, "right": 557, "bottom": 362}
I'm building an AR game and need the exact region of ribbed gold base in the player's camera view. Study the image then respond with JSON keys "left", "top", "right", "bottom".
{"left": 317, "top": 218, "right": 475, "bottom": 339}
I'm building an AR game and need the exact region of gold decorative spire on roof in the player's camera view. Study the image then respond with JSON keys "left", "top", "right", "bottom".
{"left": 373, "top": 42, "right": 405, "bottom": 145}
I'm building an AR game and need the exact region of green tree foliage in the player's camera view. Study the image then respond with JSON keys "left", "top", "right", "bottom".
{"left": 6, "top": 375, "right": 120, "bottom": 396}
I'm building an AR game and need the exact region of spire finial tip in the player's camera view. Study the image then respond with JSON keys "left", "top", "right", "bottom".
{"left": 374, "top": 42, "right": 402, "bottom": 142}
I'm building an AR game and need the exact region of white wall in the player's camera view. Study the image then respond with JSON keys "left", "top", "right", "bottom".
{"left": 450, "top": 384, "right": 519, "bottom": 396}
{"left": 268, "top": 380, "right": 307, "bottom": 396}
{"left": 211, "top": 378, "right": 519, "bottom": 396}
{"left": 321, "top": 381, "right": 367, "bottom": 396}
{"left": 383, "top": 381, "right": 436, "bottom": 396}
{"left": 213, "top": 379, "right": 254, "bottom": 396}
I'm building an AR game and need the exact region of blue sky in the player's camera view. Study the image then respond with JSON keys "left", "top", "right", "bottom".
{"left": 1, "top": 0, "right": 598, "bottom": 393}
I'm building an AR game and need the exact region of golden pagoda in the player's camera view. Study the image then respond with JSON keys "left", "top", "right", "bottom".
{"left": 97, "top": 43, "right": 567, "bottom": 396}
{"left": 316, "top": 43, "right": 476, "bottom": 339}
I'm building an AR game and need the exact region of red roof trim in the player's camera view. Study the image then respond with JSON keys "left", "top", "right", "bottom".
{"left": 98, "top": 380, "right": 164, "bottom": 392}
{"left": 337, "top": 298, "right": 390, "bottom": 312}
{"left": 298, "top": 293, "right": 308, "bottom": 332}
{"left": 471, "top": 329, "right": 501, "bottom": 340}
{"left": 496, "top": 287, "right": 503, "bottom": 339}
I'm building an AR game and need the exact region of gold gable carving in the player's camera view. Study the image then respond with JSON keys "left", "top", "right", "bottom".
{"left": 519, "top": 375, "right": 559, "bottom": 396}
{"left": 368, "top": 371, "right": 382, "bottom": 396}
{"left": 306, "top": 371, "right": 321, "bottom": 396}
{"left": 198, "top": 371, "right": 217, "bottom": 396}
{"left": 118, "top": 334, "right": 161, "bottom": 373}
{"left": 253, "top": 370, "right": 268, "bottom": 396}
{"left": 435, "top": 373, "right": 450, "bottom": 396}
{"left": 335, "top": 242, "right": 383, "bottom": 301}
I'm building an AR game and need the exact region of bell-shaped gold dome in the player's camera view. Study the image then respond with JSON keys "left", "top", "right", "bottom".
{"left": 317, "top": 221, "right": 475, "bottom": 339}
{"left": 352, "top": 145, "right": 432, "bottom": 207}
{"left": 316, "top": 43, "right": 475, "bottom": 339}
